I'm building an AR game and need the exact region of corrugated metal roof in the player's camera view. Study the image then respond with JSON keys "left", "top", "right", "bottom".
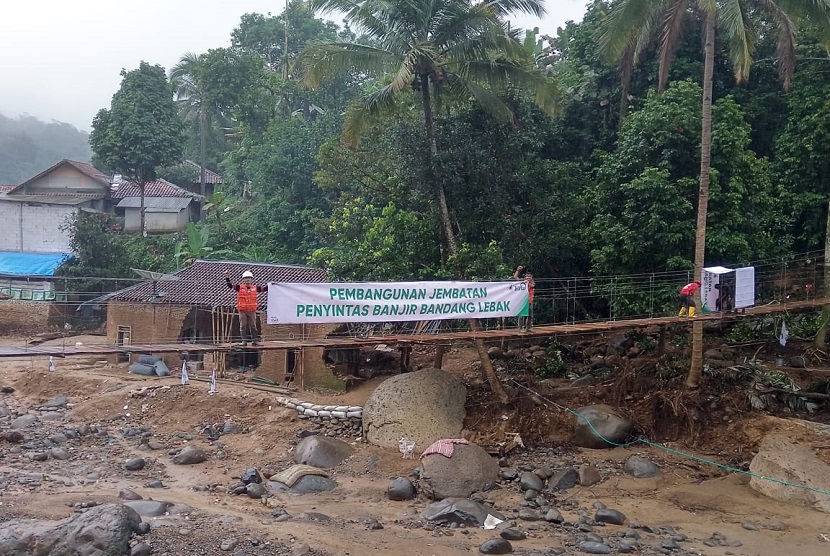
{"left": 111, "top": 179, "right": 196, "bottom": 199}
{"left": 184, "top": 160, "right": 224, "bottom": 184}
{"left": 111, "top": 259, "right": 327, "bottom": 308}
{"left": 0, "top": 195, "right": 94, "bottom": 206}
{"left": 116, "top": 197, "right": 192, "bottom": 212}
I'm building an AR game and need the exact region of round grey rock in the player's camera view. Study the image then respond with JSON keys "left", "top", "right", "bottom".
{"left": 547, "top": 467, "right": 579, "bottom": 491}
{"left": 479, "top": 538, "right": 513, "bottom": 554}
{"left": 578, "top": 541, "right": 612, "bottom": 554}
{"left": 419, "top": 442, "right": 499, "bottom": 500}
{"left": 118, "top": 488, "right": 143, "bottom": 501}
{"left": 623, "top": 455, "right": 660, "bottom": 478}
{"left": 10, "top": 415, "right": 38, "bottom": 429}
{"left": 500, "top": 527, "right": 526, "bottom": 541}
{"left": 131, "top": 542, "right": 152, "bottom": 556}
{"left": 123, "top": 500, "right": 171, "bottom": 517}
{"left": 519, "top": 472, "right": 544, "bottom": 492}
{"left": 387, "top": 477, "right": 416, "bottom": 501}
{"left": 241, "top": 468, "right": 261, "bottom": 484}
{"left": 595, "top": 508, "right": 626, "bottom": 525}
{"left": 172, "top": 445, "right": 206, "bottom": 465}
{"left": 125, "top": 457, "right": 146, "bottom": 471}
{"left": 573, "top": 405, "right": 633, "bottom": 449}
{"left": 294, "top": 435, "right": 354, "bottom": 469}
{"left": 544, "top": 508, "right": 563, "bottom": 523}
{"left": 362, "top": 369, "right": 466, "bottom": 449}
{"left": 49, "top": 447, "right": 70, "bottom": 461}
{"left": 246, "top": 483, "right": 267, "bottom": 498}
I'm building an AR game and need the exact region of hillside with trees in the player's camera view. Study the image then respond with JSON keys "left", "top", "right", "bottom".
{"left": 0, "top": 113, "right": 91, "bottom": 183}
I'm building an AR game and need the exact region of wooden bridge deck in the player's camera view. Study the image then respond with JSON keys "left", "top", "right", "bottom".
{"left": 0, "top": 298, "right": 824, "bottom": 359}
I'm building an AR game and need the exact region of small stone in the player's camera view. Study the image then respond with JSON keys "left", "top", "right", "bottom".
{"left": 50, "top": 433, "right": 68, "bottom": 444}
{"left": 544, "top": 509, "right": 563, "bottom": 523}
{"left": 131, "top": 543, "right": 152, "bottom": 556}
{"left": 179, "top": 528, "right": 192, "bottom": 535}
{"left": 741, "top": 522, "right": 758, "bottom": 531}
{"left": 661, "top": 538, "right": 680, "bottom": 550}
{"left": 363, "top": 517, "right": 383, "bottom": 530}
{"left": 520, "top": 472, "right": 544, "bottom": 492}
{"left": 241, "top": 468, "right": 262, "bottom": 484}
{"left": 173, "top": 445, "right": 206, "bottom": 465}
{"left": 518, "top": 508, "right": 541, "bottom": 521}
{"left": 10, "top": 415, "right": 38, "bottom": 429}
{"left": 292, "top": 544, "right": 310, "bottom": 556}
{"left": 223, "top": 421, "right": 242, "bottom": 434}
{"left": 49, "top": 447, "right": 70, "bottom": 460}
{"left": 30, "top": 452, "right": 48, "bottom": 462}
{"left": 387, "top": 477, "right": 416, "bottom": 501}
{"left": 136, "top": 522, "right": 151, "bottom": 535}
{"left": 118, "top": 489, "right": 142, "bottom": 500}
{"left": 500, "top": 527, "right": 526, "bottom": 541}
{"left": 547, "top": 468, "right": 579, "bottom": 491}
{"left": 618, "top": 539, "right": 639, "bottom": 553}
{"left": 40, "top": 411, "right": 64, "bottom": 421}
{"left": 501, "top": 469, "right": 518, "bottom": 481}
{"left": 246, "top": 483, "right": 267, "bottom": 498}
{"left": 145, "top": 480, "right": 164, "bottom": 488}
{"left": 2, "top": 430, "right": 24, "bottom": 443}
{"left": 623, "top": 455, "right": 660, "bottom": 478}
{"left": 220, "top": 538, "right": 239, "bottom": 551}
{"left": 125, "top": 457, "right": 146, "bottom": 471}
{"left": 479, "top": 538, "right": 513, "bottom": 554}
{"left": 579, "top": 465, "right": 602, "bottom": 487}
{"left": 577, "top": 541, "right": 612, "bottom": 554}
{"left": 595, "top": 508, "right": 626, "bottom": 525}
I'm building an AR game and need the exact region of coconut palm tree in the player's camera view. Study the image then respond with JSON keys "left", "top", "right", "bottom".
{"left": 301, "top": 0, "right": 558, "bottom": 401}
{"left": 170, "top": 53, "right": 211, "bottom": 196}
{"left": 601, "top": 0, "right": 830, "bottom": 388}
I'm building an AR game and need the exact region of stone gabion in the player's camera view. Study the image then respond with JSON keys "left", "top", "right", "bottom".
{"left": 276, "top": 397, "right": 363, "bottom": 437}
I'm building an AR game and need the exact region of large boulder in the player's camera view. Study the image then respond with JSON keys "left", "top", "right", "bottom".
{"left": 0, "top": 503, "right": 140, "bottom": 556}
{"left": 573, "top": 404, "right": 634, "bottom": 449}
{"left": 294, "top": 435, "right": 354, "bottom": 469}
{"left": 362, "top": 369, "right": 466, "bottom": 450}
{"left": 749, "top": 434, "right": 830, "bottom": 513}
{"left": 419, "top": 442, "right": 499, "bottom": 500}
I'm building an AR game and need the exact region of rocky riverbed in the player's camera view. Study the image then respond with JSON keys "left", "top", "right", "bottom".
{"left": 1, "top": 348, "right": 830, "bottom": 556}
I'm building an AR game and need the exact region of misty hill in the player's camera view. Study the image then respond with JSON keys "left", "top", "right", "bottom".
{"left": 0, "top": 113, "right": 91, "bottom": 184}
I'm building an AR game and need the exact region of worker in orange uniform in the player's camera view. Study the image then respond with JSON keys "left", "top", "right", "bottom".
{"left": 678, "top": 280, "right": 701, "bottom": 318}
{"left": 224, "top": 269, "right": 268, "bottom": 345}
{"left": 514, "top": 265, "right": 536, "bottom": 331}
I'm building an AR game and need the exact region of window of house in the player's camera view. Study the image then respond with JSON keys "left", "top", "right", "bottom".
{"left": 116, "top": 326, "right": 131, "bottom": 363}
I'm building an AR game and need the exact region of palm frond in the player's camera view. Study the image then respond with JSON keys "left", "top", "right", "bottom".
{"left": 444, "top": 74, "right": 518, "bottom": 125}
{"left": 343, "top": 83, "right": 402, "bottom": 147}
{"left": 431, "top": 4, "right": 503, "bottom": 50}
{"left": 299, "top": 41, "right": 399, "bottom": 88}
{"left": 718, "top": 0, "right": 756, "bottom": 82}
{"left": 658, "top": 0, "right": 691, "bottom": 91}
{"left": 482, "top": 0, "right": 547, "bottom": 18}
{"left": 449, "top": 59, "right": 559, "bottom": 115}
{"left": 758, "top": 0, "right": 798, "bottom": 90}
{"left": 599, "top": 0, "right": 668, "bottom": 62}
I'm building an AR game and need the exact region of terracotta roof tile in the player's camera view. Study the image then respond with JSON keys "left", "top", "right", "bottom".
{"left": 112, "top": 259, "right": 327, "bottom": 309}
{"left": 184, "top": 160, "right": 224, "bottom": 184}
{"left": 111, "top": 179, "right": 196, "bottom": 199}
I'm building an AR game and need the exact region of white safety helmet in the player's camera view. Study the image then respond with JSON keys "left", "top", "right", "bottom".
{"left": 242, "top": 271, "right": 254, "bottom": 279}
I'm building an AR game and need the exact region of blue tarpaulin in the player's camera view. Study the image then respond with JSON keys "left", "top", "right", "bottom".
{"left": 0, "top": 252, "right": 73, "bottom": 277}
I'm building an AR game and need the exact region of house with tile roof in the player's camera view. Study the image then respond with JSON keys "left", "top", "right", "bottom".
{"left": 0, "top": 159, "right": 111, "bottom": 254}
{"left": 183, "top": 160, "right": 224, "bottom": 197}
{"left": 104, "top": 259, "right": 347, "bottom": 390}
{"left": 111, "top": 178, "right": 203, "bottom": 233}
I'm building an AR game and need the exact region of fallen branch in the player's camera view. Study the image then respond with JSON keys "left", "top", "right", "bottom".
{"left": 758, "top": 387, "right": 830, "bottom": 401}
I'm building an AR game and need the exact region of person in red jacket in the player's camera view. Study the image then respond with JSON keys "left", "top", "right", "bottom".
{"left": 224, "top": 268, "right": 268, "bottom": 345}
{"left": 678, "top": 280, "right": 701, "bottom": 318}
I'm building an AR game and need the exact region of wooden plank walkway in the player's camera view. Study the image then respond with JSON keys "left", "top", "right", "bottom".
{"left": 0, "top": 298, "right": 824, "bottom": 359}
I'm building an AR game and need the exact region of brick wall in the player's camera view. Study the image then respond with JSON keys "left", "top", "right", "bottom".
{"left": 106, "top": 302, "right": 346, "bottom": 390}
{"left": 0, "top": 301, "right": 51, "bottom": 334}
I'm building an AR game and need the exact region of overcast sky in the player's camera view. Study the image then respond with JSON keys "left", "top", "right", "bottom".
{"left": 0, "top": 0, "right": 589, "bottom": 131}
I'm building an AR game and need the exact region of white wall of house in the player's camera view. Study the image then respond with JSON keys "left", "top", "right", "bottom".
{"left": 23, "top": 166, "right": 107, "bottom": 196}
{"left": 0, "top": 201, "right": 75, "bottom": 253}
{"left": 124, "top": 208, "right": 189, "bottom": 233}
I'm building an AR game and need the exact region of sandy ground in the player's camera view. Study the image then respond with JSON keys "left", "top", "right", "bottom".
{"left": 0, "top": 335, "right": 829, "bottom": 555}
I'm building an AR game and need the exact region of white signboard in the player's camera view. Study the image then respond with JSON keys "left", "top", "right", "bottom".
{"left": 266, "top": 281, "right": 529, "bottom": 324}
{"left": 734, "top": 266, "right": 755, "bottom": 309}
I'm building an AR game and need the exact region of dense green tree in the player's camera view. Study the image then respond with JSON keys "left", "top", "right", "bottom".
{"left": 90, "top": 62, "right": 184, "bottom": 236}
{"left": 600, "top": 0, "right": 830, "bottom": 388}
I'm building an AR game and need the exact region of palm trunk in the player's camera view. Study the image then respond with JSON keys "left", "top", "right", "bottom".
{"left": 419, "top": 73, "right": 508, "bottom": 403}
{"left": 814, "top": 196, "right": 830, "bottom": 348}
{"left": 686, "top": 11, "right": 715, "bottom": 389}
{"left": 199, "top": 109, "right": 207, "bottom": 197}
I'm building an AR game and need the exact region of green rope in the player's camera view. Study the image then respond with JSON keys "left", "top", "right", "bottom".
{"left": 511, "top": 380, "right": 830, "bottom": 498}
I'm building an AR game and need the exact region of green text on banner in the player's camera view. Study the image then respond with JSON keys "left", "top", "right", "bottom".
{"left": 266, "top": 281, "right": 529, "bottom": 324}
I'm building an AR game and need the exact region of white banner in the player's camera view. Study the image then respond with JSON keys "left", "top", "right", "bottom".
{"left": 267, "top": 281, "right": 529, "bottom": 324}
